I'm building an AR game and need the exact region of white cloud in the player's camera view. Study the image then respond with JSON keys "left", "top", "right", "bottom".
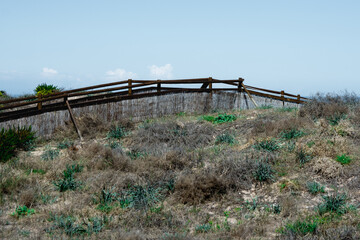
{"left": 105, "top": 68, "right": 137, "bottom": 79}
{"left": 149, "top": 64, "right": 173, "bottom": 79}
{"left": 41, "top": 67, "right": 58, "bottom": 77}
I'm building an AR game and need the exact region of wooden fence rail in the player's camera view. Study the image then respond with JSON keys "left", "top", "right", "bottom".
{"left": 0, "top": 78, "right": 307, "bottom": 122}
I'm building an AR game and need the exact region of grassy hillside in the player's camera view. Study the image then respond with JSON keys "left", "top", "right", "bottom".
{"left": 1, "top": 94, "right": 359, "bottom": 239}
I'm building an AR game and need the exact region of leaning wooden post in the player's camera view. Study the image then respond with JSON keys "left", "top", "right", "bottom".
{"left": 241, "top": 82, "right": 258, "bottom": 108}
{"left": 128, "top": 79, "right": 132, "bottom": 96}
{"left": 37, "top": 93, "right": 42, "bottom": 110}
{"left": 66, "top": 100, "right": 83, "bottom": 141}
{"left": 281, "top": 90, "right": 285, "bottom": 106}
{"left": 297, "top": 94, "right": 301, "bottom": 104}
{"left": 157, "top": 80, "right": 161, "bottom": 93}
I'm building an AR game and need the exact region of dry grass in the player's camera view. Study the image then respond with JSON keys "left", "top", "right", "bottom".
{"left": 1, "top": 97, "right": 359, "bottom": 239}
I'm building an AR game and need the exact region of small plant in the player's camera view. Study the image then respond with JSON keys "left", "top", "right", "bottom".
{"left": 0, "top": 126, "right": 36, "bottom": 162}
{"left": 317, "top": 192, "right": 348, "bottom": 215}
{"left": 34, "top": 83, "right": 61, "bottom": 97}
{"left": 25, "top": 168, "right": 46, "bottom": 175}
{"left": 253, "top": 161, "right": 275, "bottom": 182}
{"left": 296, "top": 148, "right": 312, "bottom": 165}
{"left": 306, "top": 181, "right": 325, "bottom": 195}
{"left": 195, "top": 223, "right": 212, "bottom": 233}
{"left": 215, "top": 133, "right": 236, "bottom": 145}
{"left": 327, "top": 113, "right": 346, "bottom": 126}
{"left": 335, "top": 154, "right": 352, "bottom": 164}
{"left": 273, "top": 204, "right": 281, "bottom": 214}
{"left": 277, "top": 107, "right": 297, "bottom": 112}
{"left": 307, "top": 141, "right": 315, "bottom": 148}
{"left": 57, "top": 139, "right": 74, "bottom": 149}
{"left": 126, "top": 150, "right": 146, "bottom": 160}
{"left": 244, "top": 197, "right": 258, "bottom": 211}
{"left": 11, "top": 205, "right": 35, "bottom": 217}
{"left": 95, "top": 187, "right": 118, "bottom": 213}
{"left": 107, "top": 125, "right": 127, "bottom": 140}
{"left": 106, "top": 139, "right": 122, "bottom": 149}
{"left": 119, "top": 184, "right": 162, "bottom": 211}
{"left": 41, "top": 146, "right": 60, "bottom": 161}
{"left": 279, "top": 128, "right": 305, "bottom": 140}
{"left": 253, "top": 139, "right": 279, "bottom": 152}
{"left": 53, "top": 164, "right": 83, "bottom": 192}
{"left": 281, "top": 219, "right": 318, "bottom": 236}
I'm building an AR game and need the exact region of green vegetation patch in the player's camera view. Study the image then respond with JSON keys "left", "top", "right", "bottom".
{"left": 107, "top": 125, "right": 127, "bottom": 140}
{"left": 54, "top": 164, "right": 83, "bottom": 192}
{"left": 253, "top": 139, "right": 280, "bottom": 152}
{"left": 253, "top": 161, "right": 275, "bottom": 182}
{"left": 280, "top": 219, "right": 318, "bottom": 236}
{"left": 317, "top": 192, "right": 349, "bottom": 215}
{"left": 202, "top": 113, "right": 237, "bottom": 124}
{"left": 306, "top": 181, "right": 325, "bottom": 195}
{"left": 279, "top": 128, "right": 305, "bottom": 140}
{"left": 0, "top": 126, "right": 36, "bottom": 162}
{"left": 34, "top": 83, "right": 61, "bottom": 97}
{"left": 215, "top": 133, "right": 236, "bottom": 145}
{"left": 11, "top": 205, "right": 35, "bottom": 218}
{"left": 335, "top": 154, "right": 352, "bottom": 165}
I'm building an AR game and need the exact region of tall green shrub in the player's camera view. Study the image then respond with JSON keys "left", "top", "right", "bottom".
{"left": 34, "top": 83, "right": 61, "bottom": 97}
{"left": 0, "top": 126, "right": 36, "bottom": 162}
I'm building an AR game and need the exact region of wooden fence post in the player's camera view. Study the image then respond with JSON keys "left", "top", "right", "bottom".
{"left": 128, "top": 79, "right": 132, "bottom": 96}
{"left": 157, "top": 80, "right": 161, "bottom": 93}
{"left": 238, "top": 78, "right": 244, "bottom": 92}
{"left": 281, "top": 90, "right": 285, "bottom": 106}
{"left": 297, "top": 94, "right": 300, "bottom": 104}
{"left": 37, "top": 94, "right": 42, "bottom": 110}
{"left": 209, "top": 77, "right": 213, "bottom": 95}
{"left": 66, "top": 100, "right": 83, "bottom": 141}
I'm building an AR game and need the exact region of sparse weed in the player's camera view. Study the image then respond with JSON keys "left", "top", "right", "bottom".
{"left": 41, "top": 146, "right": 60, "bottom": 161}
{"left": 195, "top": 223, "right": 212, "bottom": 233}
{"left": 57, "top": 139, "right": 74, "bottom": 149}
{"left": 280, "top": 219, "right": 318, "bottom": 236}
{"left": 279, "top": 128, "right": 305, "bottom": 140}
{"left": 257, "top": 105, "right": 273, "bottom": 110}
{"left": 336, "top": 154, "right": 352, "bottom": 164}
{"left": 254, "top": 139, "right": 279, "bottom": 152}
{"left": 307, "top": 141, "right": 315, "bottom": 148}
{"left": 277, "top": 107, "right": 297, "bottom": 112}
{"left": 253, "top": 161, "right": 275, "bottom": 182}
{"left": 306, "top": 181, "right": 325, "bottom": 195}
{"left": 127, "top": 150, "right": 147, "bottom": 160}
{"left": 328, "top": 113, "right": 347, "bottom": 126}
{"left": 107, "top": 125, "right": 127, "bottom": 139}
{"left": 317, "top": 192, "right": 348, "bottom": 215}
{"left": 215, "top": 133, "right": 236, "bottom": 145}
{"left": 202, "top": 114, "right": 237, "bottom": 124}
{"left": 119, "top": 185, "right": 162, "bottom": 211}
{"left": 296, "top": 148, "right": 312, "bottom": 165}
{"left": 25, "top": 168, "right": 46, "bottom": 175}
{"left": 11, "top": 205, "right": 35, "bottom": 218}
{"left": 53, "top": 164, "right": 83, "bottom": 192}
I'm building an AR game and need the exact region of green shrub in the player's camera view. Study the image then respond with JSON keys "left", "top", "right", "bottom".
{"left": 253, "top": 161, "right": 275, "bottom": 182}
{"left": 279, "top": 128, "right": 305, "bottom": 140}
{"left": 0, "top": 126, "right": 36, "bottom": 162}
{"left": 41, "top": 146, "right": 60, "bottom": 161}
{"left": 306, "top": 181, "right": 325, "bottom": 195}
{"left": 215, "top": 133, "right": 236, "bottom": 145}
{"left": 119, "top": 185, "right": 162, "bottom": 211}
{"left": 317, "top": 192, "right": 348, "bottom": 215}
{"left": 95, "top": 187, "right": 118, "bottom": 213}
{"left": 327, "top": 113, "right": 346, "bottom": 126}
{"left": 11, "top": 205, "right": 35, "bottom": 217}
{"left": 296, "top": 148, "right": 312, "bottom": 165}
{"left": 253, "top": 139, "right": 279, "bottom": 152}
{"left": 54, "top": 164, "right": 83, "bottom": 192}
{"left": 281, "top": 219, "right": 318, "bottom": 236}
{"left": 202, "top": 114, "right": 237, "bottom": 124}
{"left": 107, "top": 125, "right": 127, "bottom": 140}
{"left": 335, "top": 154, "right": 352, "bottom": 164}
{"left": 34, "top": 83, "right": 61, "bottom": 96}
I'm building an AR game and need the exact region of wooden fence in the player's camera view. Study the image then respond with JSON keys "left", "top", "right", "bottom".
{"left": 0, "top": 78, "right": 307, "bottom": 123}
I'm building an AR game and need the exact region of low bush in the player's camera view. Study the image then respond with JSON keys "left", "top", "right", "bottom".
{"left": 0, "top": 126, "right": 36, "bottom": 162}
{"left": 335, "top": 154, "right": 352, "bottom": 164}
{"left": 54, "top": 164, "right": 83, "bottom": 192}
{"left": 306, "top": 181, "right": 325, "bottom": 195}
{"left": 119, "top": 184, "right": 162, "bottom": 211}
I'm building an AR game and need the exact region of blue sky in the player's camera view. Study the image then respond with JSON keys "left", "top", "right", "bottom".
{"left": 1, "top": 0, "right": 359, "bottom": 96}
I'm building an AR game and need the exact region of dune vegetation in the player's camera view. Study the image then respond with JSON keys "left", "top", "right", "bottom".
{"left": 0, "top": 93, "right": 359, "bottom": 239}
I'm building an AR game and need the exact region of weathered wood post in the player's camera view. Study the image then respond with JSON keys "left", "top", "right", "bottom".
{"left": 281, "top": 90, "right": 285, "bottom": 106}
{"left": 37, "top": 93, "right": 42, "bottom": 110}
{"left": 128, "top": 79, "right": 132, "bottom": 96}
{"left": 66, "top": 100, "right": 83, "bottom": 141}
{"left": 157, "top": 80, "right": 161, "bottom": 93}
{"left": 297, "top": 94, "right": 301, "bottom": 104}
{"left": 209, "top": 77, "right": 213, "bottom": 95}
{"left": 238, "top": 78, "right": 244, "bottom": 92}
